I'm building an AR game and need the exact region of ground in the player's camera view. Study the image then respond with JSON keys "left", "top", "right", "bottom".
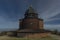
{"left": 0, "top": 34, "right": 60, "bottom": 40}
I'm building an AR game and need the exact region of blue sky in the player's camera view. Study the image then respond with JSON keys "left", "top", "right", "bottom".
{"left": 0, "top": 0, "right": 60, "bottom": 31}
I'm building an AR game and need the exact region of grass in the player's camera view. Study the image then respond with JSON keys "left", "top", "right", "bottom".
{"left": 0, "top": 36, "right": 58, "bottom": 40}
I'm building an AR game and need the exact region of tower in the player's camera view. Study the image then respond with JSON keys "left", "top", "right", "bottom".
{"left": 24, "top": 6, "right": 38, "bottom": 19}
{"left": 19, "top": 6, "right": 43, "bottom": 30}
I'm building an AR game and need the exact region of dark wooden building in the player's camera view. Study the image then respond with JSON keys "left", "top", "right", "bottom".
{"left": 17, "top": 6, "right": 44, "bottom": 37}
{"left": 19, "top": 6, "right": 43, "bottom": 30}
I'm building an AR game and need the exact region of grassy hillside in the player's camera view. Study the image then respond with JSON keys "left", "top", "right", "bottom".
{"left": 0, "top": 35, "right": 58, "bottom": 40}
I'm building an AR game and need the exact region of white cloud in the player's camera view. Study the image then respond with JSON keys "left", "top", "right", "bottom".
{"left": 0, "top": 16, "right": 19, "bottom": 29}
{"left": 44, "top": 24, "right": 60, "bottom": 31}
{"left": 44, "top": 18, "right": 60, "bottom": 22}
{"left": 0, "top": 11, "right": 19, "bottom": 29}
{"left": 36, "top": 0, "right": 60, "bottom": 22}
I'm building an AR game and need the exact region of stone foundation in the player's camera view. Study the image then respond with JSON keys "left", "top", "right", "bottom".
{"left": 25, "top": 33, "right": 50, "bottom": 38}
{"left": 17, "top": 32, "right": 50, "bottom": 38}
